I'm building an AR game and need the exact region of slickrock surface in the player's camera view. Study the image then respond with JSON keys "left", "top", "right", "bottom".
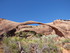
{"left": 0, "top": 18, "right": 70, "bottom": 38}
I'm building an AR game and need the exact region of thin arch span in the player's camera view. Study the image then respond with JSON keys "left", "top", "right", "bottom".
{"left": 18, "top": 21, "right": 64, "bottom": 37}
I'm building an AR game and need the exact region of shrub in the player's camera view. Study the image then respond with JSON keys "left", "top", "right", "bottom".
{"left": 2, "top": 34, "right": 64, "bottom": 53}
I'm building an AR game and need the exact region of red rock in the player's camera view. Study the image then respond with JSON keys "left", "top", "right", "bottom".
{"left": 0, "top": 18, "right": 70, "bottom": 38}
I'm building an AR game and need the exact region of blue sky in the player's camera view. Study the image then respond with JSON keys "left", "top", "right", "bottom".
{"left": 0, "top": 0, "right": 70, "bottom": 23}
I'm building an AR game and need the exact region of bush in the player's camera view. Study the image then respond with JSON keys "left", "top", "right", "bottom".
{"left": 2, "top": 34, "right": 63, "bottom": 53}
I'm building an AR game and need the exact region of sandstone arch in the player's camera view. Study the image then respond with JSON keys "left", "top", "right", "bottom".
{"left": 0, "top": 18, "right": 69, "bottom": 37}
{"left": 17, "top": 21, "right": 64, "bottom": 37}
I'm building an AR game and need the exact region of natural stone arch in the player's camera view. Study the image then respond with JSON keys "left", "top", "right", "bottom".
{"left": 0, "top": 18, "right": 65, "bottom": 37}
{"left": 18, "top": 21, "right": 64, "bottom": 37}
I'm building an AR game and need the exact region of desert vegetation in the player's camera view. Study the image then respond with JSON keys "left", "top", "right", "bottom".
{"left": 1, "top": 31, "right": 70, "bottom": 53}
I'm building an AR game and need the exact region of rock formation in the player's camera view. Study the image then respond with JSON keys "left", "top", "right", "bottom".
{"left": 0, "top": 18, "right": 70, "bottom": 38}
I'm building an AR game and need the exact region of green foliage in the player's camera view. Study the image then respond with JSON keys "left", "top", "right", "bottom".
{"left": 15, "top": 31, "right": 36, "bottom": 38}
{"left": 2, "top": 34, "right": 64, "bottom": 53}
{"left": 35, "top": 33, "right": 42, "bottom": 37}
{"left": 61, "top": 38, "right": 70, "bottom": 44}
{"left": 3, "top": 33, "right": 70, "bottom": 53}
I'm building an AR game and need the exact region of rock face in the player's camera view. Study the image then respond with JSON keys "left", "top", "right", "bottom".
{"left": 51, "top": 19, "right": 70, "bottom": 38}
{"left": 0, "top": 18, "right": 70, "bottom": 38}
{"left": 0, "top": 18, "right": 20, "bottom": 35}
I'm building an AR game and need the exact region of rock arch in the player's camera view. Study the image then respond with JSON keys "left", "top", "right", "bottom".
{"left": 17, "top": 21, "right": 64, "bottom": 37}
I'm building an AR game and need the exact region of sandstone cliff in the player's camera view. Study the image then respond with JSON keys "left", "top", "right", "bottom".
{"left": 0, "top": 18, "right": 70, "bottom": 38}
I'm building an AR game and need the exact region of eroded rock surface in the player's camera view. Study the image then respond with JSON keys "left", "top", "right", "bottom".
{"left": 0, "top": 18, "right": 70, "bottom": 38}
